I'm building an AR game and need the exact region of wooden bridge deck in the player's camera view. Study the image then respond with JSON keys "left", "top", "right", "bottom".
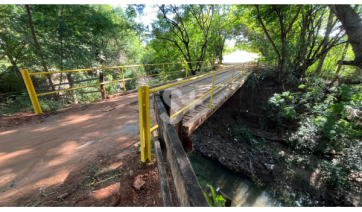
{"left": 148, "top": 63, "right": 253, "bottom": 136}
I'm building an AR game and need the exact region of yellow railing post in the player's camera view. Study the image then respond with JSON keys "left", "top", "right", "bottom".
{"left": 240, "top": 63, "right": 245, "bottom": 82}
{"left": 208, "top": 73, "right": 216, "bottom": 108}
{"left": 138, "top": 85, "right": 151, "bottom": 162}
{"left": 21, "top": 69, "right": 42, "bottom": 114}
{"left": 163, "top": 64, "right": 165, "bottom": 83}
{"left": 229, "top": 66, "right": 235, "bottom": 90}
{"left": 121, "top": 67, "right": 126, "bottom": 93}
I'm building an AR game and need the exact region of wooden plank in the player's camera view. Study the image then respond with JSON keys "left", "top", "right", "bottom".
{"left": 159, "top": 90, "right": 171, "bottom": 116}
{"left": 154, "top": 94, "right": 208, "bottom": 207}
{"left": 174, "top": 111, "right": 183, "bottom": 143}
{"left": 153, "top": 94, "right": 167, "bottom": 162}
{"left": 151, "top": 130, "right": 174, "bottom": 207}
{"left": 182, "top": 72, "right": 254, "bottom": 135}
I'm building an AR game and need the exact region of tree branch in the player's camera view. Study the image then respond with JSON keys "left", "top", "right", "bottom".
{"left": 255, "top": 5, "right": 281, "bottom": 60}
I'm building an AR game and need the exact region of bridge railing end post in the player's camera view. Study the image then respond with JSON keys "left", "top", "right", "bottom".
{"left": 138, "top": 85, "right": 151, "bottom": 162}
{"left": 21, "top": 69, "right": 42, "bottom": 114}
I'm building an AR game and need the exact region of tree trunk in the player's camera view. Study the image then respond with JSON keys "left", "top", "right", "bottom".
{"left": 59, "top": 5, "right": 64, "bottom": 99}
{"left": 329, "top": 5, "right": 362, "bottom": 69}
{"left": 6, "top": 53, "right": 26, "bottom": 89}
{"left": 315, "top": 10, "right": 334, "bottom": 75}
{"left": 334, "top": 42, "right": 349, "bottom": 79}
{"left": 66, "top": 73, "right": 78, "bottom": 104}
{"left": 25, "top": 4, "right": 58, "bottom": 100}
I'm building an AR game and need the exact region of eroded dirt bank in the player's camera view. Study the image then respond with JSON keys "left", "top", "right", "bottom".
{"left": 190, "top": 70, "right": 362, "bottom": 207}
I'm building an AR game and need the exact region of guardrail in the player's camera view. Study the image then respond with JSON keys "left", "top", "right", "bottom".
{"left": 152, "top": 93, "right": 209, "bottom": 206}
{"left": 20, "top": 60, "right": 223, "bottom": 114}
{"left": 137, "top": 59, "right": 266, "bottom": 162}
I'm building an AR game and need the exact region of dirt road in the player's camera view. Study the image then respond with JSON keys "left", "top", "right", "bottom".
{"left": 0, "top": 94, "right": 144, "bottom": 206}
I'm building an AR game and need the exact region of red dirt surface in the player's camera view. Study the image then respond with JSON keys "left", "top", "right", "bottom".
{"left": 10, "top": 145, "right": 177, "bottom": 207}
{"left": 0, "top": 94, "right": 165, "bottom": 206}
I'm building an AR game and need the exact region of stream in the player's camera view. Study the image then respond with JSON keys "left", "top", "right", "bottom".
{"left": 189, "top": 152, "right": 289, "bottom": 207}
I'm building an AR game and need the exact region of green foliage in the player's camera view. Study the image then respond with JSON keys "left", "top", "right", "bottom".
{"left": 320, "top": 161, "right": 351, "bottom": 189}
{"left": 265, "top": 77, "right": 362, "bottom": 189}
{"left": 0, "top": 92, "right": 64, "bottom": 114}
{"left": 271, "top": 148, "right": 286, "bottom": 164}
{"left": 203, "top": 185, "right": 226, "bottom": 207}
{"left": 229, "top": 126, "right": 253, "bottom": 144}
{"left": 0, "top": 4, "right": 145, "bottom": 109}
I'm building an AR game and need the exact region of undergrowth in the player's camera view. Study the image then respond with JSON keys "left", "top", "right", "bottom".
{"left": 264, "top": 77, "right": 362, "bottom": 190}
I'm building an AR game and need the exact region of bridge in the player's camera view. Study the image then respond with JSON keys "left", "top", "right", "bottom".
{"left": 20, "top": 60, "right": 256, "bottom": 160}
{"left": 16, "top": 59, "right": 267, "bottom": 206}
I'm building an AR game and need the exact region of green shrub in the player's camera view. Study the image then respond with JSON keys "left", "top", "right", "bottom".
{"left": 203, "top": 185, "right": 226, "bottom": 207}
{"left": 320, "top": 161, "right": 351, "bottom": 189}
{"left": 229, "top": 125, "right": 254, "bottom": 144}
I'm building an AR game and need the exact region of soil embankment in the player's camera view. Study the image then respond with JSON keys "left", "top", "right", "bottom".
{"left": 190, "top": 68, "right": 362, "bottom": 207}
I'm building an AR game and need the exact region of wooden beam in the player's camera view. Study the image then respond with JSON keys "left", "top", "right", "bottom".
{"left": 159, "top": 90, "right": 171, "bottom": 116}
{"left": 151, "top": 130, "right": 174, "bottom": 207}
{"left": 174, "top": 111, "right": 183, "bottom": 143}
{"left": 99, "top": 71, "right": 106, "bottom": 100}
{"left": 153, "top": 93, "right": 209, "bottom": 207}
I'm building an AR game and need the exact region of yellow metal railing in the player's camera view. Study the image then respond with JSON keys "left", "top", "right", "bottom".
{"left": 138, "top": 60, "right": 262, "bottom": 162}
{"left": 20, "top": 57, "right": 267, "bottom": 162}
{"left": 20, "top": 60, "right": 217, "bottom": 114}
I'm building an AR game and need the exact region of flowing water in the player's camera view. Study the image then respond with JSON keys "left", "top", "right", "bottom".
{"left": 188, "top": 152, "right": 286, "bottom": 207}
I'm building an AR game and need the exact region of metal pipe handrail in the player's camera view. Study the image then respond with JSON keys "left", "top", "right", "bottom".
{"left": 149, "top": 65, "right": 237, "bottom": 93}
{"left": 28, "top": 60, "right": 215, "bottom": 76}
{"left": 148, "top": 65, "right": 248, "bottom": 133}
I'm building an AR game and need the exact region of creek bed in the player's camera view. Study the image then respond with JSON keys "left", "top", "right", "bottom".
{"left": 188, "top": 152, "right": 288, "bottom": 207}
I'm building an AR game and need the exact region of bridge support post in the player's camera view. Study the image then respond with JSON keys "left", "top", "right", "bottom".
{"left": 121, "top": 67, "right": 126, "bottom": 93}
{"left": 99, "top": 71, "right": 106, "bottom": 100}
{"left": 240, "top": 63, "right": 245, "bottom": 82}
{"left": 208, "top": 73, "right": 216, "bottom": 108}
{"left": 138, "top": 85, "right": 151, "bottom": 162}
{"left": 229, "top": 66, "right": 235, "bottom": 90}
{"left": 21, "top": 69, "right": 42, "bottom": 114}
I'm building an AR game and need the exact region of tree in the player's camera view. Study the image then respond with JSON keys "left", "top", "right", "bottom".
{"left": 293, "top": 5, "right": 345, "bottom": 77}
{"left": 315, "top": 9, "right": 335, "bottom": 75}
{"left": 255, "top": 5, "right": 302, "bottom": 83}
{"left": 329, "top": 4, "right": 362, "bottom": 69}
{"left": 208, "top": 5, "right": 242, "bottom": 65}
{"left": 152, "top": 4, "right": 214, "bottom": 75}
{"left": 25, "top": 4, "right": 57, "bottom": 100}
